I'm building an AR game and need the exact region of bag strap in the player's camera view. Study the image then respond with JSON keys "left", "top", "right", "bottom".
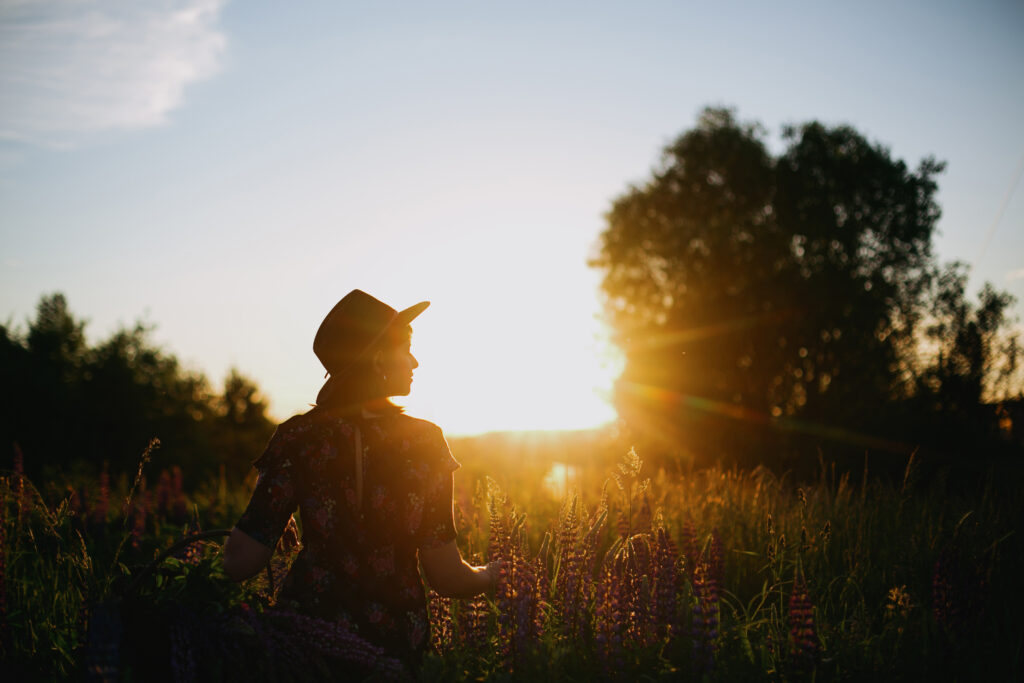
{"left": 354, "top": 424, "right": 363, "bottom": 512}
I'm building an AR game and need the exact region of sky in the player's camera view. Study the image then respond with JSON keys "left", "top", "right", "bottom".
{"left": 1, "top": 0, "right": 1022, "bottom": 435}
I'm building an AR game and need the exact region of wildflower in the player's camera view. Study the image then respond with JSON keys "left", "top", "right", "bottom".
{"left": 12, "top": 443, "right": 25, "bottom": 521}
{"left": 156, "top": 470, "right": 172, "bottom": 516}
{"left": 511, "top": 548, "right": 540, "bottom": 664}
{"left": 427, "top": 590, "right": 453, "bottom": 655}
{"left": 680, "top": 518, "right": 698, "bottom": 581}
{"left": 171, "top": 466, "right": 188, "bottom": 523}
{"left": 594, "top": 562, "right": 626, "bottom": 676}
{"left": 707, "top": 529, "right": 724, "bottom": 593}
{"left": 652, "top": 526, "right": 679, "bottom": 639}
{"left": 691, "top": 561, "right": 719, "bottom": 676}
{"left": 886, "top": 585, "right": 912, "bottom": 619}
{"left": 788, "top": 571, "right": 819, "bottom": 668}
{"left": 533, "top": 551, "right": 550, "bottom": 637}
{"left": 457, "top": 594, "right": 489, "bottom": 651}
{"left": 92, "top": 464, "right": 110, "bottom": 527}
{"left": 130, "top": 478, "right": 148, "bottom": 549}
{"left": 886, "top": 584, "right": 913, "bottom": 634}
{"left": 554, "top": 496, "right": 584, "bottom": 639}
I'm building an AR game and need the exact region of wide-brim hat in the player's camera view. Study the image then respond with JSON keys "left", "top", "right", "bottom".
{"left": 314, "top": 289, "right": 429, "bottom": 405}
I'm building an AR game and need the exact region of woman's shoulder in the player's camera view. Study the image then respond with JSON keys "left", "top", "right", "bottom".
{"left": 386, "top": 414, "right": 460, "bottom": 472}
{"left": 277, "top": 407, "right": 359, "bottom": 437}
{"left": 386, "top": 413, "right": 447, "bottom": 442}
{"left": 253, "top": 409, "right": 355, "bottom": 469}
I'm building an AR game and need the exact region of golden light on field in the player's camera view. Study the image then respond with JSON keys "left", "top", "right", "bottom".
{"left": 542, "top": 461, "right": 581, "bottom": 499}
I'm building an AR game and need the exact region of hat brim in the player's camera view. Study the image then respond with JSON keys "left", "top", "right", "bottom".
{"left": 316, "top": 300, "right": 429, "bottom": 406}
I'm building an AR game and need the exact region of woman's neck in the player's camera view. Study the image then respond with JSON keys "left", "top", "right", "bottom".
{"left": 360, "top": 397, "right": 398, "bottom": 417}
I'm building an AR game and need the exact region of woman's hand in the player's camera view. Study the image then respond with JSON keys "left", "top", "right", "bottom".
{"left": 222, "top": 527, "right": 273, "bottom": 582}
{"left": 484, "top": 558, "right": 504, "bottom": 595}
{"left": 419, "top": 540, "right": 496, "bottom": 599}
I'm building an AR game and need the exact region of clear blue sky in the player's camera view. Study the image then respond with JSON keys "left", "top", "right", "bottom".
{"left": 2, "top": 0, "right": 1022, "bottom": 434}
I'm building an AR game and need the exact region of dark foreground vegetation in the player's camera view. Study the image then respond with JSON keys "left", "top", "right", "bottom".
{"left": 2, "top": 437, "right": 1022, "bottom": 681}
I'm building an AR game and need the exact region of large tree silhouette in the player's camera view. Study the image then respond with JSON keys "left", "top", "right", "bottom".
{"left": 592, "top": 108, "right": 1017, "bottom": 467}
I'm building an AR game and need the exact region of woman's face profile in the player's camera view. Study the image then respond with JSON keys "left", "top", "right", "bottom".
{"left": 378, "top": 336, "right": 418, "bottom": 397}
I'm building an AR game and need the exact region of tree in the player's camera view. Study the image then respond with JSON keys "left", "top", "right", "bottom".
{"left": 216, "top": 368, "right": 275, "bottom": 479}
{"left": 592, "top": 108, "right": 1016, "bottom": 468}
{"left": 1, "top": 293, "right": 275, "bottom": 483}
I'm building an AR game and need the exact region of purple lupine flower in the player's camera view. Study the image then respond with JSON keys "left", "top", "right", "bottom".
{"left": 487, "top": 487, "right": 515, "bottom": 668}
{"left": 130, "top": 478, "right": 147, "bottom": 549}
{"left": 788, "top": 571, "right": 818, "bottom": 668}
{"left": 680, "top": 518, "right": 698, "bottom": 582}
{"left": 652, "top": 526, "right": 679, "bottom": 640}
{"left": 171, "top": 466, "right": 188, "bottom": 523}
{"left": 156, "top": 469, "right": 172, "bottom": 516}
{"left": 554, "top": 497, "right": 584, "bottom": 639}
{"left": 581, "top": 504, "right": 606, "bottom": 589}
{"left": 91, "top": 465, "right": 110, "bottom": 527}
{"left": 12, "top": 443, "right": 25, "bottom": 521}
{"left": 594, "top": 561, "right": 626, "bottom": 676}
{"left": 533, "top": 551, "right": 550, "bottom": 639}
{"left": 691, "top": 561, "right": 719, "bottom": 676}
{"left": 624, "top": 535, "right": 654, "bottom": 648}
{"left": 428, "top": 590, "right": 453, "bottom": 655}
{"left": 457, "top": 594, "right": 489, "bottom": 651}
{"left": 511, "top": 549, "right": 539, "bottom": 664}
{"left": 707, "top": 528, "right": 724, "bottom": 595}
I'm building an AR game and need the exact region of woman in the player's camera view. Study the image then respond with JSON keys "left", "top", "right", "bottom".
{"left": 222, "top": 289, "right": 499, "bottom": 673}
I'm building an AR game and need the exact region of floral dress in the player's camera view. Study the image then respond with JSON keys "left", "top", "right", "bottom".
{"left": 235, "top": 409, "right": 460, "bottom": 667}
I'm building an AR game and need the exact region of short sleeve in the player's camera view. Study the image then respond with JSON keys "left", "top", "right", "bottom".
{"left": 234, "top": 425, "right": 303, "bottom": 549}
{"left": 417, "top": 426, "right": 460, "bottom": 550}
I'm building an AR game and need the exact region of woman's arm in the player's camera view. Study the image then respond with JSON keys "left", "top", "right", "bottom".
{"left": 222, "top": 527, "right": 273, "bottom": 582}
{"left": 418, "top": 540, "right": 499, "bottom": 599}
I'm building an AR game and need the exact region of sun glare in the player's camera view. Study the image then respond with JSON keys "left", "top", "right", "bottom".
{"left": 393, "top": 291, "right": 624, "bottom": 436}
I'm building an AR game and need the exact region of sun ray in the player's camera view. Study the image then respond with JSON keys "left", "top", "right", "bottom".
{"left": 618, "top": 380, "right": 913, "bottom": 455}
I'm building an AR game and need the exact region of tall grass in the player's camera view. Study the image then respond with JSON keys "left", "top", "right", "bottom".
{"left": 2, "top": 442, "right": 1022, "bottom": 680}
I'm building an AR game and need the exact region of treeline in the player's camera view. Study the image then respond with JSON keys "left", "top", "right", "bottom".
{"left": 593, "top": 107, "right": 1023, "bottom": 478}
{"left": 0, "top": 293, "right": 274, "bottom": 485}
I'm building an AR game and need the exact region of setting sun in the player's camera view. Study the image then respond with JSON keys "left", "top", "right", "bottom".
{"left": 389, "top": 272, "right": 625, "bottom": 435}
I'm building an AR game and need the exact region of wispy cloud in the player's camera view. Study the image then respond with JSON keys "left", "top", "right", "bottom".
{"left": 0, "top": 0, "right": 227, "bottom": 147}
{"left": 1006, "top": 268, "right": 1024, "bottom": 282}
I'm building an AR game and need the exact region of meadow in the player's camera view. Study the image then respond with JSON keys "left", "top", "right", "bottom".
{"left": 2, "top": 431, "right": 1022, "bottom": 681}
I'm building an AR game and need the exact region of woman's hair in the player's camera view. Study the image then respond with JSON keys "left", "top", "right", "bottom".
{"left": 315, "top": 324, "right": 412, "bottom": 415}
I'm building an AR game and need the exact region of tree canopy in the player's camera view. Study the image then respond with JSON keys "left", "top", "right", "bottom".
{"left": 1, "top": 293, "right": 274, "bottom": 484}
{"left": 592, "top": 108, "right": 1020, "bottom": 470}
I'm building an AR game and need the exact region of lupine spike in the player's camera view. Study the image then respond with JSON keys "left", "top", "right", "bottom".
{"left": 691, "top": 560, "right": 719, "bottom": 675}
{"left": 92, "top": 464, "right": 110, "bottom": 527}
{"left": 788, "top": 570, "right": 819, "bottom": 669}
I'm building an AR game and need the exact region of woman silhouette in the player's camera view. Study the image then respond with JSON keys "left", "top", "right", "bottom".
{"left": 222, "top": 290, "right": 499, "bottom": 673}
